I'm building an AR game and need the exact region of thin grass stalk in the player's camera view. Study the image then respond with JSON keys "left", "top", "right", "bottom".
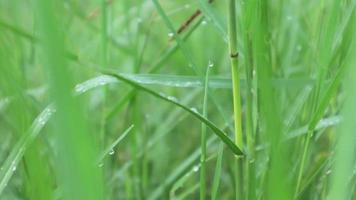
{"left": 200, "top": 66, "right": 211, "bottom": 200}
{"left": 228, "top": 0, "right": 243, "bottom": 199}
{"left": 240, "top": 0, "right": 256, "bottom": 197}
{"left": 100, "top": 0, "right": 108, "bottom": 148}
{"left": 211, "top": 143, "right": 224, "bottom": 200}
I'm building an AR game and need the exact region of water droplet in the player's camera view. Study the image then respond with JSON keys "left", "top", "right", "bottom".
{"left": 190, "top": 107, "right": 198, "bottom": 113}
{"left": 202, "top": 20, "right": 207, "bottom": 25}
{"left": 208, "top": 60, "right": 214, "bottom": 68}
{"left": 109, "top": 149, "right": 115, "bottom": 155}
{"left": 98, "top": 163, "right": 104, "bottom": 168}
{"left": 192, "top": 165, "right": 199, "bottom": 172}
{"left": 168, "top": 32, "right": 174, "bottom": 38}
{"left": 184, "top": 4, "right": 190, "bottom": 9}
{"left": 167, "top": 96, "right": 178, "bottom": 102}
{"left": 188, "top": 63, "right": 193, "bottom": 68}
{"left": 12, "top": 166, "right": 16, "bottom": 172}
{"left": 159, "top": 92, "right": 166, "bottom": 97}
{"left": 326, "top": 170, "right": 332, "bottom": 175}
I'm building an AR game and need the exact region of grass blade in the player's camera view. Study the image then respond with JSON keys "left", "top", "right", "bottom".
{"left": 97, "top": 124, "right": 134, "bottom": 163}
{"left": 0, "top": 105, "right": 55, "bottom": 196}
{"left": 102, "top": 71, "right": 243, "bottom": 155}
{"left": 328, "top": 15, "right": 356, "bottom": 199}
{"left": 211, "top": 143, "right": 224, "bottom": 200}
{"left": 200, "top": 66, "right": 211, "bottom": 200}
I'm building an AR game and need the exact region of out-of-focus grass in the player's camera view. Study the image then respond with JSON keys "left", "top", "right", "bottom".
{"left": 0, "top": 0, "right": 355, "bottom": 200}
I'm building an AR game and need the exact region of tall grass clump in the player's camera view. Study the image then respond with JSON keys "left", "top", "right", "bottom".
{"left": 0, "top": 0, "right": 355, "bottom": 199}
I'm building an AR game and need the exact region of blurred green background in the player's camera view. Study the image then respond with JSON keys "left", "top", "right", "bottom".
{"left": 0, "top": 0, "right": 355, "bottom": 199}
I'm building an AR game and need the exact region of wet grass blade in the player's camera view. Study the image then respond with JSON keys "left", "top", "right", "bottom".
{"left": 200, "top": 66, "right": 210, "bottom": 200}
{"left": 102, "top": 71, "right": 243, "bottom": 156}
{"left": 0, "top": 105, "right": 55, "bottom": 196}
{"left": 97, "top": 124, "right": 134, "bottom": 163}
{"left": 211, "top": 143, "right": 224, "bottom": 200}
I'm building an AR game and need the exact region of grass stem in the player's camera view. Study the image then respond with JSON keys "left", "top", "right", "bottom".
{"left": 228, "top": 0, "right": 243, "bottom": 199}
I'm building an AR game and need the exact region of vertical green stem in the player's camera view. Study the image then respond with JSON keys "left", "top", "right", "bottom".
{"left": 228, "top": 0, "right": 243, "bottom": 199}
{"left": 100, "top": 0, "right": 108, "bottom": 146}
{"left": 200, "top": 66, "right": 210, "bottom": 200}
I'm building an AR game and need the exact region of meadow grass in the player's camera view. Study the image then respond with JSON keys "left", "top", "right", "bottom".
{"left": 0, "top": 0, "right": 355, "bottom": 200}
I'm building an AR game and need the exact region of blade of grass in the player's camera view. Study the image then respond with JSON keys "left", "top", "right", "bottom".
{"left": 102, "top": 71, "right": 243, "bottom": 155}
{"left": 35, "top": 1, "right": 104, "bottom": 198}
{"left": 328, "top": 14, "right": 356, "bottom": 199}
{"left": 97, "top": 124, "right": 134, "bottom": 163}
{"left": 211, "top": 142, "right": 224, "bottom": 200}
{"left": 75, "top": 73, "right": 313, "bottom": 92}
{"left": 227, "top": 1, "right": 244, "bottom": 199}
{"left": 0, "top": 105, "right": 55, "bottom": 196}
{"left": 295, "top": 12, "right": 354, "bottom": 194}
{"left": 200, "top": 66, "right": 211, "bottom": 200}
{"left": 253, "top": 0, "right": 292, "bottom": 199}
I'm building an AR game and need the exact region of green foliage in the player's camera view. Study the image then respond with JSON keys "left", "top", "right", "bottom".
{"left": 0, "top": 0, "right": 354, "bottom": 199}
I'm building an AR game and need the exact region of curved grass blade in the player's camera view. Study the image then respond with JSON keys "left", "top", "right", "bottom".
{"left": 0, "top": 73, "right": 129, "bottom": 196}
{"left": 102, "top": 71, "right": 243, "bottom": 156}
{"left": 0, "top": 104, "right": 55, "bottom": 195}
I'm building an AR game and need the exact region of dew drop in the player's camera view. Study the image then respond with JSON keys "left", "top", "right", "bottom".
{"left": 190, "top": 107, "right": 198, "bottom": 113}
{"left": 192, "top": 165, "right": 199, "bottom": 172}
{"left": 168, "top": 32, "right": 174, "bottom": 38}
{"left": 98, "top": 163, "right": 104, "bottom": 168}
{"left": 11, "top": 166, "right": 16, "bottom": 172}
{"left": 109, "top": 149, "right": 115, "bottom": 155}
{"left": 167, "top": 96, "right": 178, "bottom": 102}
{"left": 184, "top": 4, "right": 190, "bottom": 9}
{"left": 159, "top": 92, "right": 166, "bottom": 97}
{"left": 208, "top": 60, "right": 214, "bottom": 68}
{"left": 326, "top": 170, "right": 332, "bottom": 175}
{"left": 202, "top": 20, "right": 207, "bottom": 25}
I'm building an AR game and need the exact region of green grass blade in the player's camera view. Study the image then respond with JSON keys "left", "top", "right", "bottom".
{"left": 200, "top": 66, "right": 210, "bottom": 200}
{"left": 35, "top": 1, "right": 104, "bottom": 198}
{"left": 211, "top": 142, "right": 224, "bottom": 200}
{"left": 75, "top": 73, "right": 312, "bottom": 92}
{"left": 97, "top": 124, "right": 134, "bottom": 163}
{"left": 103, "top": 71, "right": 243, "bottom": 156}
{"left": 328, "top": 14, "right": 356, "bottom": 199}
{"left": 0, "top": 105, "right": 55, "bottom": 196}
